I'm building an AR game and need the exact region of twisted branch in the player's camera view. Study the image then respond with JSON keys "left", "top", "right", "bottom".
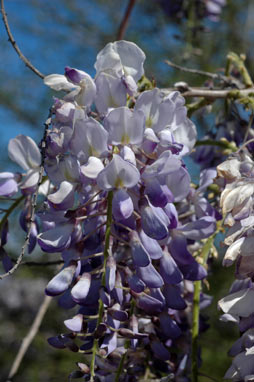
{"left": 1, "top": 0, "right": 44, "bottom": 79}
{"left": 165, "top": 60, "right": 230, "bottom": 84}
{"left": 163, "top": 86, "right": 254, "bottom": 99}
{"left": 116, "top": 0, "right": 137, "bottom": 40}
{"left": 6, "top": 294, "right": 52, "bottom": 381}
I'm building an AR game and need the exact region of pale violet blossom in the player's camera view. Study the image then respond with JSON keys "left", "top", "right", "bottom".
{"left": 44, "top": 67, "right": 96, "bottom": 108}
{"left": 135, "top": 88, "right": 197, "bottom": 154}
{"left": 97, "top": 154, "right": 140, "bottom": 191}
{"left": 94, "top": 40, "right": 145, "bottom": 114}
{"left": 105, "top": 106, "right": 145, "bottom": 146}
{"left": 8, "top": 135, "right": 41, "bottom": 193}
{"left": 94, "top": 40, "right": 145, "bottom": 82}
{"left": 70, "top": 117, "right": 108, "bottom": 164}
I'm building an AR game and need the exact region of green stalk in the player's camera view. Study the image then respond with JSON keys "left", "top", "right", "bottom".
{"left": 195, "top": 139, "right": 237, "bottom": 152}
{"left": 227, "top": 52, "right": 253, "bottom": 88}
{"left": 187, "top": 98, "right": 213, "bottom": 118}
{"left": 115, "top": 352, "right": 127, "bottom": 382}
{"left": 191, "top": 280, "right": 201, "bottom": 382}
{"left": 191, "top": 228, "right": 220, "bottom": 382}
{"left": 89, "top": 190, "right": 113, "bottom": 382}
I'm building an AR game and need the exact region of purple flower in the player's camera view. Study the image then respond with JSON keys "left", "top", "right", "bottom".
{"left": 0, "top": 172, "right": 19, "bottom": 197}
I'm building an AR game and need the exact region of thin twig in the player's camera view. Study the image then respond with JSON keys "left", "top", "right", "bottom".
{"left": 165, "top": 60, "right": 230, "bottom": 83}
{"left": 0, "top": 110, "right": 53, "bottom": 280}
{"left": 243, "top": 112, "right": 254, "bottom": 144}
{"left": 111, "top": 232, "right": 130, "bottom": 246}
{"left": 1, "top": 0, "right": 44, "bottom": 79}
{"left": 236, "top": 137, "right": 254, "bottom": 153}
{"left": 83, "top": 190, "right": 103, "bottom": 208}
{"left": 76, "top": 212, "right": 107, "bottom": 221}
{"left": 81, "top": 221, "right": 107, "bottom": 243}
{"left": 113, "top": 220, "right": 133, "bottom": 232}
{"left": 163, "top": 86, "right": 254, "bottom": 99}
{"left": 18, "top": 259, "right": 64, "bottom": 267}
{"left": 6, "top": 294, "right": 52, "bottom": 381}
{"left": 116, "top": 0, "right": 136, "bottom": 40}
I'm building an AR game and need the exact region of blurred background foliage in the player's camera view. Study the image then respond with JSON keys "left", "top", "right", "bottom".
{"left": 0, "top": 0, "right": 253, "bottom": 380}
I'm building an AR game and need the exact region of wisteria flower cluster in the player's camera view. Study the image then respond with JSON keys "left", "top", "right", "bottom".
{"left": 217, "top": 152, "right": 254, "bottom": 380}
{"left": 0, "top": 41, "right": 218, "bottom": 381}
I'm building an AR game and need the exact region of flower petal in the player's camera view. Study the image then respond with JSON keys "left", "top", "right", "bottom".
{"left": 8, "top": 135, "right": 41, "bottom": 170}
{"left": 105, "top": 107, "right": 145, "bottom": 146}
{"left": 95, "top": 71, "right": 127, "bottom": 114}
{"left": 64, "top": 314, "right": 83, "bottom": 332}
{"left": 131, "top": 232, "right": 151, "bottom": 267}
{"left": 95, "top": 40, "right": 145, "bottom": 82}
{"left": 0, "top": 172, "right": 18, "bottom": 197}
{"left": 219, "top": 288, "right": 254, "bottom": 317}
{"left": 137, "top": 263, "right": 164, "bottom": 288}
{"left": 166, "top": 166, "right": 191, "bottom": 202}
{"left": 80, "top": 157, "right": 104, "bottom": 180}
{"left": 97, "top": 154, "right": 140, "bottom": 190}
{"left": 139, "top": 198, "right": 168, "bottom": 240}
{"left": 112, "top": 189, "right": 134, "bottom": 221}
{"left": 139, "top": 230, "right": 164, "bottom": 259}
{"left": 45, "top": 262, "right": 77, "bottom": 296}
{"left": 48, "top": 181, "right": 75, "bottom": 210}
{"left": 71, "top": 273, "right": 91, "bottom": 303}
{"left": 38, "top": 224, "right": 73, "bottom": 253}
{"left": 160, "top": 250, "right": 183, "bottom": 284}
{"left": 44, "top": 74, "right": 77, "bottom": 91}
{"left": 70, "top": 117, "right": 108, "bottom": 164}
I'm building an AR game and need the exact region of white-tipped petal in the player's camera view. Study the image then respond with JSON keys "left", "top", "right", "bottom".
{"left": 48, "top": 181, "right": 75, "bottom": 210}
{"left": 218, "top": 288, "right": 254, "bottom": 317}
{"left": 222, "top": 184, "right": 254, "bottom": 215}
{"left": 8, "top": 135, "right": 41, "bottom": 170}
{"left": 223, "top": 237, "right": 245, "bottom": 266}
{"left": 80, "top": 157, "right": 104, "bottom": 179}
{"left": 217, "top": 158, "right": 241, "bottom": 181}
{"left": 44, "top": 74, "right": 77, "bottom": 91}
{"left": 120, "top": 146, "right": 136, "bottom": 166}
{"left": 20, "top": 169, "right": 40, "bottom": 193}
